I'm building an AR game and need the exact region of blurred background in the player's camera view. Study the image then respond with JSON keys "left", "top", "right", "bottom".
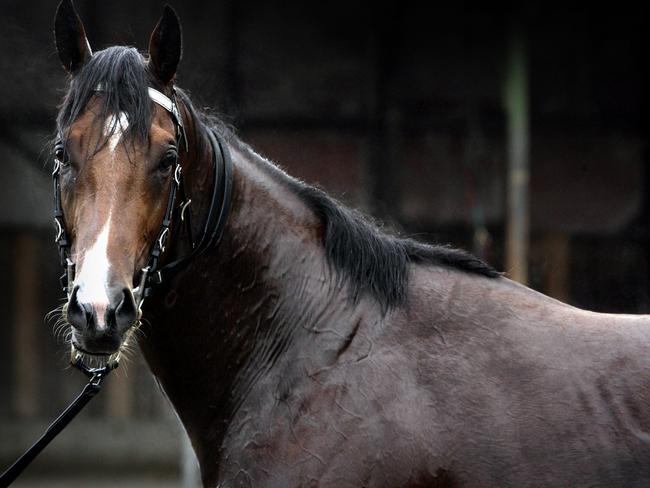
{"left": 0, "top": 0, "right": 647, "bottom": 486}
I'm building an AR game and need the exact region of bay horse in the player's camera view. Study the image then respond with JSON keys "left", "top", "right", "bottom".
{"left": 50, "top": 1, "right": 650, "bottom": 486}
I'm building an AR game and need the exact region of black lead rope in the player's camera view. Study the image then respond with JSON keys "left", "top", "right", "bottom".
{"left": 0, "top": 361, "right": 117, "bottom": 487}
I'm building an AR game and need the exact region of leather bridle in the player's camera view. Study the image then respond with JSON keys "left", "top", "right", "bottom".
{"left": 0, "top": 85, "right": 233, "bottom": 486}
{"left": 53, "top": 84, "right": 232, "bottom": 322}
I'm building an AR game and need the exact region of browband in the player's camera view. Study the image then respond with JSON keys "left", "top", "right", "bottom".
{"left": 95, "top": 83, "right": 187, "bottom": 149}
{"left": 147, "top": 87, "right": 181, "bottom": 122}
{"left": 95, "top": 83, "right": 177, "bottom": 119}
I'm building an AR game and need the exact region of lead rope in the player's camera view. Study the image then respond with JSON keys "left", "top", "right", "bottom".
{"left": 0, "top": 361, "right": 117, "bottom": 487}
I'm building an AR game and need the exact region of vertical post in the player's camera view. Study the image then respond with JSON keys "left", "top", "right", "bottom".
{"left": 504, "top": 25, "right": 530, "bottom": 284}
{"left": 544, "top": 232, "right": 571, "bottom": 302}
{"left": 13, "top": 231, "right": 40, "bottom": 418}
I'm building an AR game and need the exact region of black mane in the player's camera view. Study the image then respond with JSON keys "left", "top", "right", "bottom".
{"left": 57, "top": 46, "right": 153, "bottom": 145}
{"left": 295, "top": 185, "right": 500, "bottom": 310}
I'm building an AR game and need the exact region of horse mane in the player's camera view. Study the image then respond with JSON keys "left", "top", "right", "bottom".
{"left": 293, "top": 185, "right": 500, "bottom": 310}
{"left": 55, "top": 45, "right": 499, "bottom": 312}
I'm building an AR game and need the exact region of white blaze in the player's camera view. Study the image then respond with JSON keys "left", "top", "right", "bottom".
{"left": 76, "top": 217, "right": 112, "bottom": 329}
{"left": 74, "top": 112, "right": 129, "bottom": 329}
{"left": 105, "top": 112, "right": 129, "bottom": 152}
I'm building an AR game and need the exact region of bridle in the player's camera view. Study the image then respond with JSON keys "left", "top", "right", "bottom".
{"left": 0, "top": 84, "right": 232, "bottom": 486}
{"left": 53, "top": 84, "right": 233, "bottom": 367}
{"left": 54, "top": 84, "right": 232, "bottom": 310}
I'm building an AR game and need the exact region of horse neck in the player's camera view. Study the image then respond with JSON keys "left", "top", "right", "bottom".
{"left": 139, "top": 132, "right": 362, "bottom": 464}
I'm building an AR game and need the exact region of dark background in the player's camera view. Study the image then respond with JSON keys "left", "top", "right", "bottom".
{"left": 0, "top": 0, "right": 647, "bottom": 485}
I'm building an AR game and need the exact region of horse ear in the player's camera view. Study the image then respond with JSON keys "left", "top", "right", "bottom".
{"left": 148, "top": 5, "right": 182, "bottom": 86}
{"left": 54, "top": 0, "right": 92, "bottom": 74}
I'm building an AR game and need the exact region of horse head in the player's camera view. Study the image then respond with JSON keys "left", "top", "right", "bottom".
{"left": 53, "top": 0, "right": 185, "bottom": 363}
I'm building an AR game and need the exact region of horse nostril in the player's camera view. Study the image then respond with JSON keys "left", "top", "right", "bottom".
{"left": 114, "top": 288, "right": 137, "bottom": 330}
{"left": 66, "top": 286, "right": 94, "bottom": 331}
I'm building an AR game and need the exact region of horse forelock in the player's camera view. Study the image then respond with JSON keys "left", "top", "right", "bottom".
{"left": 56, "top": 46, "right": 153, "bottom": 150}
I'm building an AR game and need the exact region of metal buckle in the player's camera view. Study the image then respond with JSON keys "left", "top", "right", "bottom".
{"left": 171, "top": 104, "right": 183, "bottom": 128}
{"left": 52, "top": 159, "right": 61, "bottom": 176}
{"left": 66, "top": 258, "right": 76, "bottom": 298}
{"left": 133, "top": 266, "right": 150, "bottom": 307}
{"left": 54, "top": 218, "right": 64, "bottom": 242}
{"left": 180, "top": 199, "right": 192, "bottom": 221}
{"left": 153, "top": 270, "right": 163, "bottom": 284}
{"left": 174, "top": 164, "right": 182, "bottom": 186}
{"left": 158, "top": 227, "right": 169, "bottom": 253}
{"left": 70, "top": 346, "right": 119, "bottom": 379}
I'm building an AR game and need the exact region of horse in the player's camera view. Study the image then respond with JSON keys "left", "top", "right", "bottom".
{"left": 49, "top": 1, "right": 650, "bottom": 486}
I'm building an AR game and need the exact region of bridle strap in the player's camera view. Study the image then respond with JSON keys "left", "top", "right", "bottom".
{"left": 133, "top": 99, "right": 232, "bottom": 301}
{"left": 148, "top": 87, "right": 182, "bottom": 126}
{"left": 52, "top": 157, "right": 75, "bottom": 296}
{"left": 149, "top": 126, "right": 233, "bottom": 288}
{"left": 54, "top": 84, "right": 233, "bottom": 305}
{"left": 148, "top": 86, "right": 188, "bottom": 151}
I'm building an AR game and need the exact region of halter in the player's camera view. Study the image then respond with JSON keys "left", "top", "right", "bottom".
{"left": 52, "top": 84, "right": 233, "bottom": 364}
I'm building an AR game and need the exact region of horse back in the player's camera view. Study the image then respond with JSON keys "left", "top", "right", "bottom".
{"left": 217, "top": 266, "right": 650, "bottom": 487}
{"left": 390, "top": 266, "right": 650, "bottom": 487}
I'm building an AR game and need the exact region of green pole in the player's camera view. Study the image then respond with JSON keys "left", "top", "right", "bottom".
{"left": 504, "top": 26, "right": 530, "bottom": 284}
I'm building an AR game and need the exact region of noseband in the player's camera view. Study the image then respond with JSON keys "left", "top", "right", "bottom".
{"left": 52, "top": 85, "right": 233, "bottom": 368}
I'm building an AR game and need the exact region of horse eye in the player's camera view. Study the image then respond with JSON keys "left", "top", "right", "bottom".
{"left": 159, "top": 149, "right": 178, "bottom": 171}
{"left": 54, "top": 144, "right": 69, "bottom": 165}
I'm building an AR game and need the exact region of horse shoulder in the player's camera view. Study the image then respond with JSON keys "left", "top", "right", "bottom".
{"left": 216, "top": 306, "right": 454, "bottom": 486}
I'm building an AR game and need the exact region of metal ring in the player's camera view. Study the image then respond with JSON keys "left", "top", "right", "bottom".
{"left": 158, "top": 227, "right": 169, "bottom": 253}
{"left": 180, "top": 199, "right": 192, "bottom": 221}
{"left": 54, "top": 218, "right": 63, "bottom": 242}
{"left": 174, "top": 165, "right": 182, "bottom": 186}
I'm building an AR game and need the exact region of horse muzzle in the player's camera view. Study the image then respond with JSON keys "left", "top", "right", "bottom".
{"left": 66, "top": 284, "right": 139, "bottom": 359}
